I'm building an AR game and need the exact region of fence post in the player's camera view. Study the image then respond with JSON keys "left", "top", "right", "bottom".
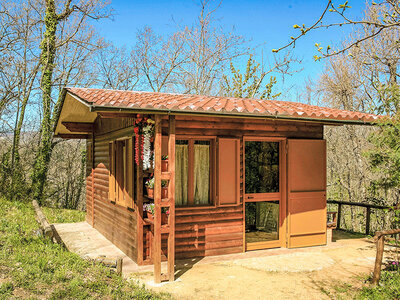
{"left": 337, "top": 203, "right": 342, "bottom": 229}
{"left": 372, "top": 235, "right": 385, "bottom": 286}
{"left": 366, "top": 207, "right": 371, "bottom": 236}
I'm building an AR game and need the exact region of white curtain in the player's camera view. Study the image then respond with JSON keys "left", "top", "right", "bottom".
{"left": 175, "top": 145, "right": 188, "bottom": 206}
{"left": 193, "top": 144, "right": 210, "bottom": 205}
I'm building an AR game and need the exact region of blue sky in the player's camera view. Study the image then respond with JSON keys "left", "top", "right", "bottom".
{"left": 93, "top": 0, "right": 367, "bottom": 101}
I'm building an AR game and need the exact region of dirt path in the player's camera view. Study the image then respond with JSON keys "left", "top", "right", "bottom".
{"left": 130, "top": 235, "right": 383, "bottom": 300}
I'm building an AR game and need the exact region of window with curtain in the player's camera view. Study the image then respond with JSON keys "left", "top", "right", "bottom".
{"left": 175, "top": 139, "right": 213, "bottom": 206}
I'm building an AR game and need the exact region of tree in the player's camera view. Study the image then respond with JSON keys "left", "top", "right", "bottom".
{"left": 307, "top": 2, "right": 400, "bottom": 230}
{"left": 95, "top": 43, "right": 140, "bottom": 90}
{"left": 30, "top": 0, "right": 109, "bottom": 203}
{"left": 274, "top": 1, "right": 400, "bottom": 61}
{"left": 221, "top": 55, "right": 282, "bottom": 100}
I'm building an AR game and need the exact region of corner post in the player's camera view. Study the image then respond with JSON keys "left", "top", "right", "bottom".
{"left": 168, "top": 115, "right": 176, "bottom": 281}
{"left": 153, "top": 115, "right": 162, "bottom": 283}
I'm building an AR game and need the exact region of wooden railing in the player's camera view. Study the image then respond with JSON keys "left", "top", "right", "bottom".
{"left": 327, "top": 200, "right": 389, "bottom": 235}
{"left": 372, "top": 229, "right": 400, "bottom": 285}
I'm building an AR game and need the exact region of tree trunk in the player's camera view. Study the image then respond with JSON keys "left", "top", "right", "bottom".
{"left": 31, "top": 0, "right": 58, "bottom": 203}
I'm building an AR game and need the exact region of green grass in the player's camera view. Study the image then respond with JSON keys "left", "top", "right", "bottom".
{"left": 357, "top": 271, "right": 400, "bottom": 299}
{"left": 42, "top": 206, "right": 86, "bottom": 223}
{"left": 0, "top": 198, "right": 171, "bottom": 299}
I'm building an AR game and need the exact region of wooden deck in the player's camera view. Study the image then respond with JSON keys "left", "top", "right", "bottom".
{"left": 53, "top": 221, "right": 349, "bottom": 277}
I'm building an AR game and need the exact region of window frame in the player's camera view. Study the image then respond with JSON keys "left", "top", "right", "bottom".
{"left": 175, "top": 135, "right": 217, "bottom": 209}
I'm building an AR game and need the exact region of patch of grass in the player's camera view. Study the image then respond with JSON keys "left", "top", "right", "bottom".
{"left": 0, "top": 198, "right": 171, "bottom": 299}
{"left": 358, "top": 271, "right": 400, "bottom": 299}
{"left": 42, "top": 206, "right": 86, "bottom": 223}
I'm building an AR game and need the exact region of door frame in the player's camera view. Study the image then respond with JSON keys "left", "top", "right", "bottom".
{"left": 242, "top": 136, "right": 287, "bottom": 251}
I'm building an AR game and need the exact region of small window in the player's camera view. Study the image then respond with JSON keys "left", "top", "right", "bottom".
{"left": 109, "top": 140, "right": 128, "bottom": 205}
{"left": 245, "top": 141, "right": 279, "bottom": 194}
{"left": 175, "top": 139, "right": 213, "bottom": 206}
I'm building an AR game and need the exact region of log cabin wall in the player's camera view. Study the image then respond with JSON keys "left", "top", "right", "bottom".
{"left": 85, "top": 114, "right": 323, "bottom": 264}
{"left": 87, "top": 116, "right": 139, "bottom": 262}
{"left": 142, "top": 115, "right": 324, "bottom": 262}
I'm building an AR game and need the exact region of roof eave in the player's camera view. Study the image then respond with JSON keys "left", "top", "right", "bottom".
{"left": 89, "top": 104, "right": 378, "bottom": 126}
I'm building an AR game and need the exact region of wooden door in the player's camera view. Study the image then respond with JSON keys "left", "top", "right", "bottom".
{"left": 287, "top": 139, "right": 327, "bottom": 248}
{"left": 244, "top": 137, "right": 286, "bottom": 250}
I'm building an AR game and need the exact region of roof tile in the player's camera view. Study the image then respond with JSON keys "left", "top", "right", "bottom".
{"left": 66, "top": 87, "right": 383, "bottom": 124}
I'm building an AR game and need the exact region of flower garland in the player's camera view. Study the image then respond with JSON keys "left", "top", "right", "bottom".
{"left": 142, "top": 123, "right": 153, "bottom": 170}
{"left": 133, "top": 114, "right": 155, "bottom": 168}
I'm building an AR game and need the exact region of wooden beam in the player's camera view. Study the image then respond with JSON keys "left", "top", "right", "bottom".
{"left": 168, "top": 115, "right": 176, "bottom": 282}
{"left": 54, "top": 133, "right": 89, "bottom": 139}
{"left": 153, "top": 115, "right": 162, "bottom": 283}
{"left": 62, "top": 121, "right": 94, "bottom": 133}
{"left": 98, "top": 112, "right": 137, "bottom": 119}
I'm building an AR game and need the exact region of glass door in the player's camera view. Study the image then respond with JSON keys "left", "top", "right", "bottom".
{"left": 244, "top": 139, "right": 283, "bottom": 250}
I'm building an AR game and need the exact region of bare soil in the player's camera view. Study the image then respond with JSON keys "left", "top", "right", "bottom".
{"left": 130, "top": 232, "right": 384, "bottom": 300}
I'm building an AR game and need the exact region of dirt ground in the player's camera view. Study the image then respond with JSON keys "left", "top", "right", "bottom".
{"left": 129, "top": 232, "right": 390, "bottom": 300}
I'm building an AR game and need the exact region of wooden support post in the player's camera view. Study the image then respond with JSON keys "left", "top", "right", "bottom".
{"left": 337, "top": 203, "right": 342, "bottom": 230}
{"left": 372, "top": 229, "right": 400, "bottom": 285}
{"left": 366, "top": 207, "right": 371, "bottom": 236}
{"left": 168, "top": 115, "right": 176, "bottom": 282}
{"left": 372, "top": 235, "right": 385, "bottom": 286}
{"left": 136, "top": 135, "right": 144, "bottom": 265}
{"left": 153, "top": 115, "right": 162, "bottom": 283}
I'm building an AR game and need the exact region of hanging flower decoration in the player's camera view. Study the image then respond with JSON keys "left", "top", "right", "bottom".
{"left": 142, "top": 119, "right": 155, "bottom": 170}
{"left": 133, "top": 114, "right": 155, "bottom": 169}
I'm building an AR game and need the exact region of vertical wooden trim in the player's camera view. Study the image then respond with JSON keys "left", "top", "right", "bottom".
{"left": 188, "top": 139, "right": 195, "bottom": 206}
{"left": 153, "top": 115, "right": 162, "bottom": 283}
{"left": 280, "top": 139, "right": 287, "bottom": 248}
{"left": 241, "top": 137, "right": 245, "bottom": 252}
{"left": 136, "top": 134, "right": 144, "bottom": 265}
{"left": 117, "top": 142, "right": 124, "bottom": 205}
{"left": 127, "top": 138, "right": 133, "bottom": 209}
{"left": 168, "top": 115, "right": 176, "bottom": 282}
{"left": 109, "top": 142, "right": 115, "bottom": 202}
{"left": 242, "top": 137, "right": 246, "bottom": 251}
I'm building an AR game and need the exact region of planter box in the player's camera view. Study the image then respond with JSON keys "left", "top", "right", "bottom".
{"left": 146, "top": 187, "right": 168, "bottom": 199}
{"left": 161, "top": 160, "right": 168, "bottom": 172}
{"left": 145, "top": 211, "right": 169, "bottom": 225}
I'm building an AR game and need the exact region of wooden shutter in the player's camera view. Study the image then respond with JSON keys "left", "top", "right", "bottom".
{"left": 287, "top": 139, "right": 327, "bottom": 248}
{"left": 217, "top": 138, "right": 240, "bottom": 206}
{"left": 108, "top": 142, "right": 116, "bottom": 202}
{"left": 126, "top": 137, "right": 134, "bottom": 209}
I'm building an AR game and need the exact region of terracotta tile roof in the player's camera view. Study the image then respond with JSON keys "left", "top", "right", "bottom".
{"left": 66, "top": 87, "right": 382, "bottom": 124}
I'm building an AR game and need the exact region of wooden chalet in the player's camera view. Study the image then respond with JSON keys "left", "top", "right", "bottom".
{"left": 54, "top": 88, "right": 381, "bottom": 282}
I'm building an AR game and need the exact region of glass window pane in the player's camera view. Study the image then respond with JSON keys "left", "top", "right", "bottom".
{"left": 245, "top": 141, "right": 279, "bottom": 194}
{"left": 245, "top": 201, "right": 279, "bottom": 243}
{"left": 194, "top": 141, "right": 210, "bottom": 205}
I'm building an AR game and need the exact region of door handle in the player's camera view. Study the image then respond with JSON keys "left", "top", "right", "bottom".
{"left": 247, "top": 196, "right": 254, "bottom": 199}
